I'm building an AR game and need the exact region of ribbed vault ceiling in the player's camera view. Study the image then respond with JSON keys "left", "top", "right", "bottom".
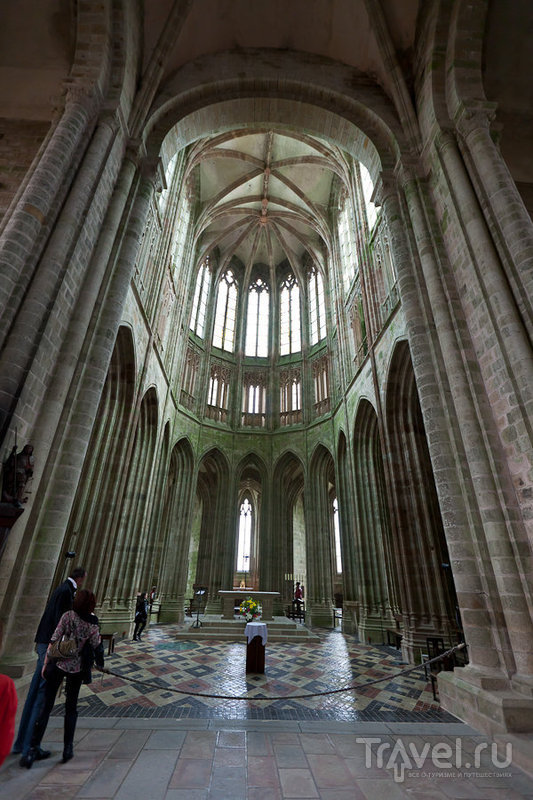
{"left": 189, "top": 129, "right": 348, "bottom": 281}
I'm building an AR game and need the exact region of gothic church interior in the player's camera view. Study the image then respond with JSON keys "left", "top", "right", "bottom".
{"left": 0, "top": 0, "right": 532, "bottom": 740}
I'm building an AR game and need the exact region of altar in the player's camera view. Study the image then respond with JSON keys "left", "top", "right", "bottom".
{"left": 218, "top": 590, "right": 280, "bottom": 621}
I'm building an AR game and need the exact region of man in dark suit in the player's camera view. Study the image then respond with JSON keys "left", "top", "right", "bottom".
{"left": 14, "top": 566, "right": 87, "bottom": 767}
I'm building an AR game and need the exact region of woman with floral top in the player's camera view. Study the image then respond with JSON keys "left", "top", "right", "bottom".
{"left": 22, "top": 589, "right": 104, "bottom": 768}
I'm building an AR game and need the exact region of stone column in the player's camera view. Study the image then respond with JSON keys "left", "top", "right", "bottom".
{"left": 432, "top": 130, "right": 533, "bottom": 679}
{"left": 380, "top": 169, "right": 533, "bottom": 732}
{"left": 158, "top": 444, "right": 196, "bottom": 624}
{"left": 305, "top": 454, "right": 335, "bottom": 627}
{"left": 377, "top": 173, "right": 502, "bottom": 672}
{"left": 0, "top": 152, "right": 158, "bottom": 676}
{"left": 455, "top": 105, "right": 533, "bottom": 337}
{"left": 335, "top": 435, "right": 361, "bottom": 635}
{"left": 0, "top": 87, "right": 100, "bottom": 349}
{"left": 0, "top": 112, "right": 119, "bottom": 442}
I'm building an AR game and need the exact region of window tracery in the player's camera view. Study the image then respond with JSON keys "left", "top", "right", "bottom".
{"left": 308, "top": 266, "right": 327, "bottom": 346}
{"left": 206, "top": 362, "right": 231, "bottom": 423}
{"left": 245, "top": 277, "right": 270, "bottom": 357}
{"left": 279, "top": 367, "right": 302, "bottom": 426}
{"left": 242, "top": 371, "right": 267, "bottom": 427}
{"left": 280, "top": 273, "right": 301, "bottom": 355}
{"left": 312, "top": 354, "right": 330, "bottom": 416}
{"left": 181, "top": 346, "right": 201, "bottom": 410}
{"left": 189, "top": 258, "right": 211, "bottom": 338}
{"left": 213, "top": 269, "right": 238, "bottom": 352}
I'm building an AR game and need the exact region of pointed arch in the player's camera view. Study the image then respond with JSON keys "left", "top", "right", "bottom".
{"left": 59, "top": 325, "right": 136, "bottom": 608}
{"left": 194, "top": 447, "right": 231, "bottom": 610}
{"left": 306, "top": 443, "right": 336, "bottom": 626}
{"left": 158, "top": 436, "right": 195, "bottom": 623}
{"left": 353, "top": 398, "right": 396, "bottom": 643}
{"left": 384, "top": 340, "right": 459, "bottom": 659}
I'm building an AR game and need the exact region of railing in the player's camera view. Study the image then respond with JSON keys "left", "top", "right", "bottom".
{"left": 241, "top": 412, "right": 266, "bottom": 428}
{"left": 279, "top": 409, "right": 303, "bottom": 427}
{"left": 314, "top": 398, "right": 330, "bottom": 417}
{"left": 205, "top": 404, "right": 228, "bottom": 423}
{"left": 180, "top": 389, "right": 195, "bottom": 411}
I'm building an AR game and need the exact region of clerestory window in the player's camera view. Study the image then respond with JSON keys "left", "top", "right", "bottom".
{"left": 280, "top": 273, "right": 301, "bottom": 355}
{"left": 213, "top": 269, "right": 238, "bottom": 352}
{"left": 308, "top": 266, "right": 327, "bottom": 346}
{"left": 338, "top": 198, "right": 358, "bottom": 293}
{"left": 189, "top": 259, "right": 211, "bottom": 338}
{"left": 360, "top": 163, "right": 377, "bottom": 230}
{"left": 245, "top": 277, "right": 270, "bottom": 357}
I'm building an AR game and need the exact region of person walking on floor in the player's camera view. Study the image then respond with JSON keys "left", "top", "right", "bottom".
{"left": 23, "top": 589, "right": 104, "bottom": 768}
{"left": 13, "top": 566, "right": 87, "bottom": 766}
{"left": 133, "top": 592, "right": 149, "bottom": 641}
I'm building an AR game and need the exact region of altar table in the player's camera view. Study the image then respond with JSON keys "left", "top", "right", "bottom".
{"left": 218, "top": 590, "right": 280, "bottom": 621}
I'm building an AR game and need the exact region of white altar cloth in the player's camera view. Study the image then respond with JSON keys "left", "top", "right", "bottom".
{"left": 244, "top": 622, "right": 267, "bottom": 645}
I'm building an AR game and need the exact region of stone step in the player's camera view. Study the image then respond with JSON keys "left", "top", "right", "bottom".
{"left": 175, "top": 630, "right": 318, "bottom": 642}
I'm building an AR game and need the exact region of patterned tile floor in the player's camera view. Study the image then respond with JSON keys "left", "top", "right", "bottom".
{"left": 4, "top": 623, "right": 533, "bottom": 799}
{"left": 59, "top": 623, "right": 458, "bottom": 723}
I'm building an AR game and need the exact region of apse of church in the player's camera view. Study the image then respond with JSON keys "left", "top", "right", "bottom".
{"left": 0, "top": 0, "right": 532, "bottom": 740}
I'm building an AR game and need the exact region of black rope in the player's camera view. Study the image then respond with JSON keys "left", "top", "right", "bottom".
{"left": 94, "top": 643, "right": 465, "bottom": 702}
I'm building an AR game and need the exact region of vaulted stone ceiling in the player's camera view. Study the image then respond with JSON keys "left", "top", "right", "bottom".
{"left": 1, "top": 0, "right": 531, "bottom": 187}
{"left": 189, "top": 129, "right": 348, "bottom": 280}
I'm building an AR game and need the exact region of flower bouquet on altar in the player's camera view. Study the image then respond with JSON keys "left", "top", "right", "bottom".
{"left": 239, "top": 597, "right": 261, "bottom": 623}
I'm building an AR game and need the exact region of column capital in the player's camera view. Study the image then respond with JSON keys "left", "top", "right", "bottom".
{"left": 125, "top": 142, "right": 164, "bottom": 190}
{"left": 371, "top": 170, "right": 398, "bottom": 207}
{"left": 392, "top": 158, "right": 425, "bottom": 192}
{"left": 454, "top": 101, "right": 499, "bottom": 140}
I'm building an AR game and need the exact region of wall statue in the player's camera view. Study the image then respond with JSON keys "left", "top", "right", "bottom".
{"left": 2, "top": 444, "right": 34, "bottom": 506}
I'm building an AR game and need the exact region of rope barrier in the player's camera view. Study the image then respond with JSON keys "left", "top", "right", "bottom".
{"left": 94, "top": 642, "right": 466, "bottom": 702}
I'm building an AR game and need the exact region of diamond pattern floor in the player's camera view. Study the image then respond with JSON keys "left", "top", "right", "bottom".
{"left": 54, "top": 623, "right": 458, "bottom": 723}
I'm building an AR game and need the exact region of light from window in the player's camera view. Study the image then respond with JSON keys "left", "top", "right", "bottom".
{"left": 171, "top": 191, "right": 192, "bottom": 273}
{"left": 360, "top": 163, "right": 377, "bottom": 230}
{"left": 158, "top": 153, "right": 178, "bottom": 214}
{"left": 213, "top": 270, "right": 237, "bottom": 352}
{"left": 237, "top": 497, "right": 252, "bottom": 572}
{"left": 333, "top": 498, "right": 342, "bottom": 573}
{"left": 190, "top": 259, "right": 211, "bottom": 338}
{"left": 280, "top": 273, "right": 301, "bottom": 355}
{"left": 245, "top": 277, "right": 270, "bottom": 357}
{"left": 308, "top": 267, "right": 327, "bottom": 345}
{"left": 338, "top": 201, "right": 358, "bottom": 292}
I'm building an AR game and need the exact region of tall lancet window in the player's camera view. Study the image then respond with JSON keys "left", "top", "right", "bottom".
{"left": 360, "top": 163, "right": 377, "bottom": 230}
{"left": 237, "top": 497, "right": 253, "bottom": 572}
{"left": 333, "top": 497, "right": 342, "bottom": 573}
{"left": 213, "top": 269, "right": 238, "bottom": 351}
{"left": 158, "top": 153, "right": 178, "bottom": 214}
{"left": 338, "top": 199, "right": 358, "bottom": 292}
{"left": 189, "top": 258, "right": 211, "bottom": 338}
{"left": 245, "top": 277, "right": 270, "bottom": 357}
{"left": 308, "top": 266, "right": 327, "bottom": 345}
{"left": 280, "top": 273, "right": 301, "bottom": 355}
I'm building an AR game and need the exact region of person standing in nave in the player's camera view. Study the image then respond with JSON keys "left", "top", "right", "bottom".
{"left": 13, "top": 566, "right": 87, "bottom": 765}
{"left": 133, "top": 592, "right": 149, "bottom": 641}
{"left": 24, "top": 589, "right": 104, "bottom": 768}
